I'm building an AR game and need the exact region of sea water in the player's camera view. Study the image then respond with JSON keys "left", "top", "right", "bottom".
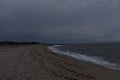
{"left": 48, "top": 43, "right": 120, "bottom": 70}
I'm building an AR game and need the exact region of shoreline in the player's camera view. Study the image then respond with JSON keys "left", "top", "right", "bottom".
{"left": 0, "top": 45, "right": 120, "bottom": 80}
{"left": 45, "top": 45, "right": 120, "bottom": 79}
{"left": 47, "top": 46, "right": 119, "bottom": 71}
{"left": 47, "top": 45, "right": 120, "bottom": 71}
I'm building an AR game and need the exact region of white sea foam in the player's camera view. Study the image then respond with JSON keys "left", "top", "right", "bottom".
{"left": 48, "top": 45, "right": 120, "bottom": 70}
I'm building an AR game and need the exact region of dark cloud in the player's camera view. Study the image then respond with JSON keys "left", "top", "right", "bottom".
{"left": 0, "top": 0, "right": 120, "bottom": 43}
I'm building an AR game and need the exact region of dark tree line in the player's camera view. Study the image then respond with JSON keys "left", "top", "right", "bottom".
{"left": 0, "top": 41, "right": 42, "bottom": 45}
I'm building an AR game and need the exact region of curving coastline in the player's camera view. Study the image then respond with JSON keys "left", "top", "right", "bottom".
{"left": 48, "top": 45, "right": 120, "bottom": 70}
{"left": 0, "top": 45, "right": 120, "bottom": 80}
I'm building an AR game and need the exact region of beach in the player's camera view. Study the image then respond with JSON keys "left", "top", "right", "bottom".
{"left": 0, "top": 45, "right": 120, "bottom": 80}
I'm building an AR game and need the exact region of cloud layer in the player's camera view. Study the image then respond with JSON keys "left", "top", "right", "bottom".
{"left": 0, "top": 0, "right": 120, "bottom": 43}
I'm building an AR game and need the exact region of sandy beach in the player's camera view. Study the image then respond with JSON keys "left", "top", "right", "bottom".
{"left": 0, "top": 45, "right": 120, "bottom": 80}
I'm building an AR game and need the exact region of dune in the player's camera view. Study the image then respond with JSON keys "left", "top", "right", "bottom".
{"left": 0, "top": 45, "right": 120, "bottom": 80}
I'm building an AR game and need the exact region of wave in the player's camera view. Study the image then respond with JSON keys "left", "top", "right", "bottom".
{"left": 48, "top": 45, "right": 120, "bottom": 70}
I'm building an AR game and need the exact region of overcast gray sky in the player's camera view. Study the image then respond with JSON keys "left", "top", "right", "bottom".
{"left": 0, "top": 0, "right": 120, "bottom": 43}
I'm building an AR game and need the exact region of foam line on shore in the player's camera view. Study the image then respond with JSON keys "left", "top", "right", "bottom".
{"left": 48, "top": 45, "right": 120, "bottom": 70}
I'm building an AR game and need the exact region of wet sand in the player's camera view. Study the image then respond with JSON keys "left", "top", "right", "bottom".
{"left": 0, "top": 45, "right": 120, "bottom": 80}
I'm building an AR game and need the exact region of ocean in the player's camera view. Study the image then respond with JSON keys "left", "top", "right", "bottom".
{"left": 48, "top": 43, "right": 120, "bottom": 70}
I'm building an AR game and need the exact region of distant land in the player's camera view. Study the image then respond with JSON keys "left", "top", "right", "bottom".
{"left": 0, "top": 41, "right": 41, "bottom": 45}
{"left": 1, "top": 41, "right": 120, "bottom": 45}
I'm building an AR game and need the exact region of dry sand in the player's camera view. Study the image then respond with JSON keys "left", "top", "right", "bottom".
{"left": 0, "top": 45, "right": 120, "bottom": 80}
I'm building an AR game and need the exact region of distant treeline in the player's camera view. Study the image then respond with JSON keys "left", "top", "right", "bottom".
{"left": 0, "top": 41, "right": 45, "bottom": 45}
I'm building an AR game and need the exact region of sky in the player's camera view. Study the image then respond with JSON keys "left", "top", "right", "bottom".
{"left": 0, "top": 0, "right": 120, "bottom": 43}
